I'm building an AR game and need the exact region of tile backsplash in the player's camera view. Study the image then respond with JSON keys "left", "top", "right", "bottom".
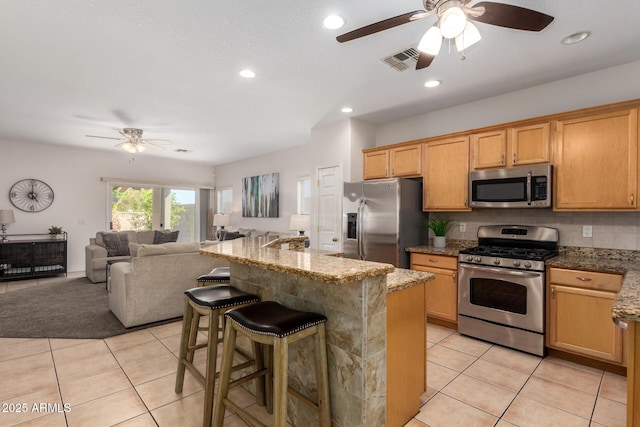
{"left": 431, "top": 210, "right": 640, "bottom": 250}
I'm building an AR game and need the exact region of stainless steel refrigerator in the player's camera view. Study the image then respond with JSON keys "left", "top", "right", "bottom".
{"left": 343, "top": 178, "right": 427, "bottom": 269}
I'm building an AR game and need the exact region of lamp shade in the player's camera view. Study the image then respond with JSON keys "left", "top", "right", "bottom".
{"left": 289, "top": 214, "right": 310, "bottom": 232}
{"left": 0, "top": 210, "right": 15, "bottom": 224}
{"left": 213, "top": 213, "right": 231, "bottom": 227}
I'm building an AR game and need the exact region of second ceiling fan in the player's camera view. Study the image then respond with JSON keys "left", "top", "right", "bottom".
{"left": 337, "top": 0, "right": 554, "bottom": 69}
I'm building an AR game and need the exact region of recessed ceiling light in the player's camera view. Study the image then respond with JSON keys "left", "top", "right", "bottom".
{"left": 323, "top": 15, "right": 345, "bottom": 30}
{"left": 424, "top": 80, "right": 441, "bottom": 88}
{"left": 239, "top": 69, "right": 256, "bottom": 78}
{"left": 561, "top": 31, "right": 590, "bottom": 45}
{"left": 341, "top": 107, "right": 353, "bottom": 113}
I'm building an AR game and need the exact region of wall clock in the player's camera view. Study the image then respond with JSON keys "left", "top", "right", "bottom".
{"left": 9, "top": 179, "right": 55, "bottom": 212}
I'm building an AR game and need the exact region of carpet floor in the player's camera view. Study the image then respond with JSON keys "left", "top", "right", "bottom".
{"left": 0, "top": 277, "right": 180, "bottom": 339}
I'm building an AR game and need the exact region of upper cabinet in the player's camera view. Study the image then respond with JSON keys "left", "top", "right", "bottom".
{"left": 471, "top": 123, "right": 550, "bottom": 170}
{"left": 554, "top": 108, "right": 638, "bottom": 210}
{"left": 363, "top": 149, "right": 389, "bottom": 180}
{"left": 471, "top": 130, "right": 507, "bottom": 169}
{"left": 363, "top": 144, "right": 421, "bottom": 180}
{"left": 423, "top": 136, "right": 471, "bottom": 211}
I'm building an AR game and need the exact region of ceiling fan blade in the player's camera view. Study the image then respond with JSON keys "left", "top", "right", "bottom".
{"left": 416, "top": 52, "right": 436, "bottom": 70}
{"left": 469, "top": 2, "right": 554, "bottom": 32}
{"left": 145, "top": 142, "right": 167, "bottom": 151}
{"left": 144, "top": 138, "right": 172, "bottom": 144}
{"left": 85, "top": 135, "right": 122, "bottom": 141}
{"left": 337, "top": 10, "right": 426, "bottom": 43}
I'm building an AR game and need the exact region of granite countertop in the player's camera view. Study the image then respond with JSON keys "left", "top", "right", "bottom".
{"left": 200, "top": 237, "right": 395, "bottom": 285}
{"left": 405, "top": 239, "right": 477, "bottom": 257}
{"left": 387, "top": 268, "right": 435, "bottom": 293}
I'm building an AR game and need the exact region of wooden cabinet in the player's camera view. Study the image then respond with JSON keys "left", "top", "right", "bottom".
{"left": 363, "top": 144, "right": 422, "bottom": 180}
{"left": 0, "top": 234, "right": 67, "bottom": 281}
{"left": 554, "top": 108, "right": 638, "bottom": 210}
{"left": 547, "top": 267, "right": 625, "bottom": 365}
{"left": 387, "top": 282, "right": 426, "bottom": 427}
{"left": 411, "top": 253, "right": 458, "bottom": 325}
{"left": 510, "top": 122, "right": 550, "bottom": 166}
{"left": 471, "top": 123, "right": 550, "bottom": 170}
{"left": 422, "top": 136, "right": 471, "bottom": 211}
{"left": 390, "top": 144, "right": 421, "bottom": 177}
{"left": 363, "top": 149, "right": 389, "bottom": 180}
{"left": 471, "top": 130, "right": 507, "bottom": 169}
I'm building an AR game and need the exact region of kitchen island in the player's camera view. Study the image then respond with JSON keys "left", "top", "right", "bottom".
{"left": 200, "top": 237, "right": 434, "bottom": 427}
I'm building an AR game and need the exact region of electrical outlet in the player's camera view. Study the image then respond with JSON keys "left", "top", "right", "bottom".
{"left": 459, "top": 222, "right": 466, "bottom": 232}
{"left": 582, "top": 225, "right": 593, "bottom": 238}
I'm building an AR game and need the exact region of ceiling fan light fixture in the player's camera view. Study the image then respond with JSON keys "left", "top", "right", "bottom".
{"left": 561, "top": 31, "right": 590, "bottom": 45}
{"left": 418, "top": 26, "right": 443, "bottom": 55}
{"left": 455, "top": 22, "right": 481, "bottom": 52}
{"left": 439, "top": 3, "right": 467, "bottom": 38}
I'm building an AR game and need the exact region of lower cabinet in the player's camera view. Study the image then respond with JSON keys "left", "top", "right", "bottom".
{"left": 387, "top": 281, "right": 426, "bottom": 427}
{"left": 410, "top": 253, "right": 458, "bottom": 324}
{"left": 546, "top": 267, "right": 625, "bottom": 365}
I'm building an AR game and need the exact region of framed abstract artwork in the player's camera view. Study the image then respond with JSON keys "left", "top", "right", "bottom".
{"left": 242, "top": 173, "right": 279, "bottom": 218}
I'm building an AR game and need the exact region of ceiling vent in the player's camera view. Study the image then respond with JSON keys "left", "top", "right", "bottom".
{"left": 381, "top": 46, "right": 419, "bottom": 72}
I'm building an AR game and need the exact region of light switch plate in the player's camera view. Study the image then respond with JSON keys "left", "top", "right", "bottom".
{"left": 582, "top": 225, "right": 593, "bottom": 238}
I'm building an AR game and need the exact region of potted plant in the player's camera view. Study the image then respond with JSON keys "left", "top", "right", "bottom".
{"left": 424, "top": 218, "right": 455, "bottom": 249}
{"left": 48, "top": 226, "right": 63, "bottom": 239}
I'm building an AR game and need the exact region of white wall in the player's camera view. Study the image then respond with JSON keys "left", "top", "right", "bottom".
{"left": 376, "top": 60, "right": 640, "bottom": 146}
{"left": 213, "top": 119, "right": 364, "bottom": 246}
{"left": 1, "top": 140, "right": 214, "bottom": 273}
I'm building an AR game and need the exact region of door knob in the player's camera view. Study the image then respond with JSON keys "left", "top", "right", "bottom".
{"left": 332, "top": 237, "right": 338, "bottom": 242}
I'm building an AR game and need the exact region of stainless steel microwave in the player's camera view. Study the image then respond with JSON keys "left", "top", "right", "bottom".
{"left": 469, "top": 164, "right": 552, "bottom": 208}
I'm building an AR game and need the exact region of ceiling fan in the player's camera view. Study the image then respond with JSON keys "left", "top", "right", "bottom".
{"left": 337, "top": 0, "right": 554, "bottom": 69}
{"left": 86, "top": 128, "right": 171, "bottom": 154}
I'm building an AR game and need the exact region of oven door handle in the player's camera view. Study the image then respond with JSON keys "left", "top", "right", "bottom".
{"left": 459, "top": 263, "right": 542, "bottom": 278}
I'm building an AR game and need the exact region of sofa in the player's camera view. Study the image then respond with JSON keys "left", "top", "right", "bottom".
{"left": 85, "top": 230, "right": 179, "bottom": 283}
{"left": 108, "top": 241, "right": 229, "bottom": 328}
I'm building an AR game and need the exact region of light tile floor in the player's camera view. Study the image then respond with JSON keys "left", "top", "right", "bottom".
{"left": 0, "top": 277, "right": 629, "bottom": 427}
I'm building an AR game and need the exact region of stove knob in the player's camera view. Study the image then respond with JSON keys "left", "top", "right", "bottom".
{"left": 513, "top": 260, "right": 521, "bottom": 268}
{"left": 474, "top": 256, "right": 481, "bottom": 262}
{"left": 524, "top": 261, "right": 532, "bottom": 269}
{"left": 466, "top": 255, "right": 473, "bottom": 262}
{"left": 493, "top": 258, "right": 500, "bottom": 265}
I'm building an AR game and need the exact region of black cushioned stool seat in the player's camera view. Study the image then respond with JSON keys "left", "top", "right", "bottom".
{"left": 213, "top": 301, "right": 331, "bottom": 427}
{"left": 175, "top": 285, "right": 260, "bottom": 427}
{"left": 196, "top": 266, "right": 231, "bottom": 286}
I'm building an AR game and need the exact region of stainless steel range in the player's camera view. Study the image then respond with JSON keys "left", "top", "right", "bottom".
{"left": 457, "top": 225, "right": 559, "bottom": 356}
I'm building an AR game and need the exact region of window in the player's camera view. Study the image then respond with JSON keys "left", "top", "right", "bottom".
{"left": 109, "top": 183, "right": 197, "bottom": 242}
{"left": 216, "top": 187, "right": 233, "bottom": 214}
{"left": 296, "top": 177, "right": 311, "bottom": 214}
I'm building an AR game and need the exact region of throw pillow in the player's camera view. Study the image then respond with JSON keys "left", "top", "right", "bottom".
{"left": 102, "top": 233, "right": 130, "bottom": 257}
{"left": 221, "top": 232, "right": 244, "bottom": 241}
{"left": 153, "top": 230, "right": 179, "bottom": 244}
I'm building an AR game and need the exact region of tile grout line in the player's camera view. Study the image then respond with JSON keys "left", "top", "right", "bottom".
{"left": 47, "top": 338, "right": 70, "bottom": 427}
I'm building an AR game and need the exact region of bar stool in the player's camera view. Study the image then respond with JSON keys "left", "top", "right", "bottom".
{"left": 213, "top": 301, "right": 331, "bottom": 427}
{"left": 175, "top": 285, "right": 261, "bottom": 427}
{"left": 197, "top": 266, "right": 231, "bottom": 286}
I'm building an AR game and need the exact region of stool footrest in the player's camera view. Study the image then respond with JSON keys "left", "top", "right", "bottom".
{"left": 223, "top": 398, "right": 268, "bottom": 427}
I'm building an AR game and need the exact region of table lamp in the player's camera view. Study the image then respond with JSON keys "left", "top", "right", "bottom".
{"left": 0, "top": 210, "right": 15, "bottom": 241}
{"left": 289, "top": 214, "right": 310, "bottom": 236}
{"left": 213, "top": 214, "right": 231, "bottom": 240}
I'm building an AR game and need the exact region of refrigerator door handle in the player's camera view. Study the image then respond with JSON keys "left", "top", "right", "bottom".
{"left": 357, "top": 199, "right": 365, "bottom": 260}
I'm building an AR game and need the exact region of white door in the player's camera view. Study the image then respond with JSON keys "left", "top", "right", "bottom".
{"left": 316, "top": 165, "right": 342, "bottom": 252}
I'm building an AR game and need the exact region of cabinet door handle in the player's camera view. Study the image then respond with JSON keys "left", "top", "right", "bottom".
{"left": 631, "top": 193, "right": 635, "bottom": 206}
{"left": 512, "top": 153, "right": 517, "bottom": 165}
{"left": 385, "top": 169, "right": 388, "bottom": 177}
{"left": 576, "top": 277, "right": 592, "bottom": 282}
{"left": 452, "top": 272, "right": 457, "bottom": 282}
{"left": 428, "top": 258, "right": 438, "bottom": 263}
{"left": 551, "top": 287, "right": 555, "bottom": 299}
{"left": 500, "top": 154, "right": 505, "bottom": 165}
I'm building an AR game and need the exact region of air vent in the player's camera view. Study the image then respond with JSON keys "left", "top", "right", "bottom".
{"left": 381, "top": 46, "right": 420, "bottom": 72}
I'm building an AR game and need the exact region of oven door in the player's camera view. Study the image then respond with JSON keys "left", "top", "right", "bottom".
{"left": 458, "top": 263, "right": 544, "bottom": 333}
